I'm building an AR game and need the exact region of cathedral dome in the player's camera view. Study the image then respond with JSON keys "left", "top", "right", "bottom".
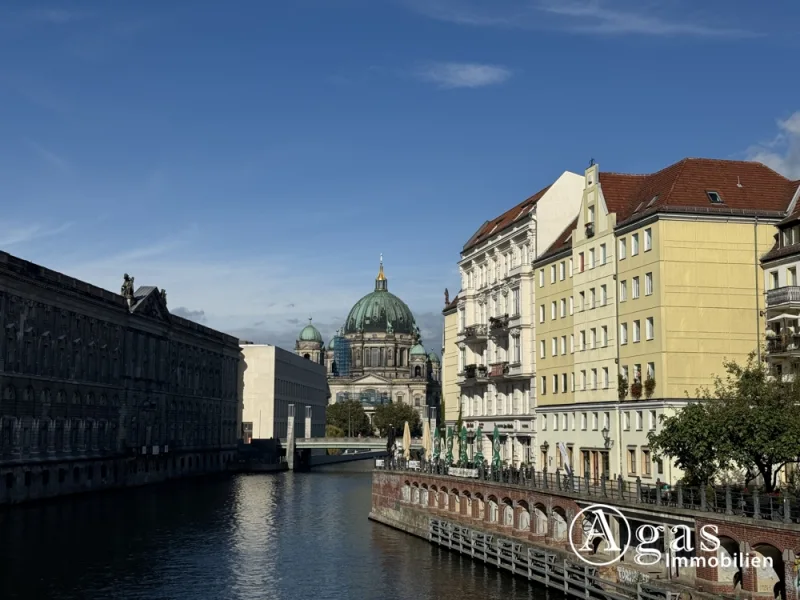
{"left": 342, "top": 259, "right": 417, "bottom": 335}
{"left": 410, "top": 343, "right": 427, "bottom": 357}
{"left": 298, "top": 320, "right": 323, "bottom": 343}
{"left": 428, "top": 352, "right": 440, "bottom": 363}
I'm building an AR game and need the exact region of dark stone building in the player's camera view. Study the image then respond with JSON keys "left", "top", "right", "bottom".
{"left": 0, "top": 251, "right": 241, "bottom": 504}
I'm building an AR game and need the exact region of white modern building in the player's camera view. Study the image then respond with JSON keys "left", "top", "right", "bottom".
{"left": 239, "top": 343, "right": 328, "bottom": 441}
{"left": 455, "top": 171, "right": 585, "bottom": 466}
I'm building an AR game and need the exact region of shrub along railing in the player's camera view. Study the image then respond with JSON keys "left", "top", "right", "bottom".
{"left": 376, "top": 459, "right": 800, "bottom": 524}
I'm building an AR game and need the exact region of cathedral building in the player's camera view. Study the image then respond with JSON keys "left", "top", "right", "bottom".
{"left": 294, "top": 259, "right": 440, "bottom": 425}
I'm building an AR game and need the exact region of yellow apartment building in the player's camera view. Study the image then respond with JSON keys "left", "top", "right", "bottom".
{"left": 533, "top": 158, "right": 798, "bottom": 484}
{"left": 442, "top": 294, "right": 460, "bottom": 429}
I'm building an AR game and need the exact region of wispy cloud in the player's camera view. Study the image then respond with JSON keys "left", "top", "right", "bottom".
{"left": 403, "top": 0, "right": 755, "bottom": 38}
{"left": 24, "top": 139, "right": 71, "bottom": 173}
{"left": 415, "top": 62, "right": 513, "bottom": 89}
{"left": 0, "top": 222, "right": 73, "bottom": 247}
{"left": 747, "top": 112, "right": 800, "bottom": 179}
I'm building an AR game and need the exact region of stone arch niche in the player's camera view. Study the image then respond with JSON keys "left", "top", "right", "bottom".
{"left": 533, "top": 503, "right": 548, "bottom": 535}
{"left": 487, "top": 496, "right": 499, "bottom": 523}
{"left": 717, "top": 536, "right": 743, "bottom": 592}
{"left": 502, "top": 497, "right": 514, "bottom": 527}
{"left": 516, "top": 500, "right": 531, "bottom": 532}
{"left": 752, "top": 543, "right": 783, "bottom": 599}
{"left": 552, "top": 506, "right": 568, "bottom": 541}
{"left": 474, "top": 493, "right": 485, "bottom": 519}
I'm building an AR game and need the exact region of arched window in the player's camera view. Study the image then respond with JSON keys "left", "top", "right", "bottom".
{"left": 303, "top": 353, "right": 310, "bottom": 360}
{"left": 414, "top": 365, "right": 422, "bottom": 377}
{"left": 414, "top": 396, "right": 421, "bottom": 407}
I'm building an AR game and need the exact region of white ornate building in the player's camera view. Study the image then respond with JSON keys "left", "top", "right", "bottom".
{"left": 456, "top": 171, "right": 584, "bottom": 466}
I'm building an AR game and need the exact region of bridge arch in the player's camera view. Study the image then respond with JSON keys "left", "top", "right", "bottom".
{"left": 439, "top": 486, "right": 448, "bottom": 510}
{"left": 450, "top": 489, "right": 460, "bottom": 513}
{"left": 717, "top": 536, "right": 742, "bottom": 592}
{"left": 487, "top": 495, "right": 499, "bottom": 523}
{"left": 501, "top": 497, "right": 514, "bottom": 527}
{"left": 430, "top": 485, "right": 439, "bottom": 508}
{"left": 462, "top": 491, "right": 471, "bottom": 517}
{"left": 533, "top": 503, "right": 548, "bottom": 535}
{"left": 421, "top": 484, "right": 429, "bottom": 506}
{"left": 411, "top": 482, "right": 420, "bottom": 504}
{"left": 552, "top": 506, "right": 568, "bottom": 541}
{"left": 752, "top": 543, "right": 783, "bottom": 599}
{"left": 474, "top": 493, "right": 485, "bottom": 520}
{"left": 402, "top": 481, "right": 411, "bottom": 502}
{"left": 516, "top": 500, "right": 531, "bottom": 532}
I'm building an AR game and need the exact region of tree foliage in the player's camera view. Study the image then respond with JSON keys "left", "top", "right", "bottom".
{"left": 648, "top": 354, "right": 800, "bottom": 491}
{"left": 326, "top": 400, "right": 372, "bottom": 437}
{"left": 373, "top": 402, "right": 423, "bottom": 438}
{"left": 325, "top": 424, "right": 344, "bottom": 455}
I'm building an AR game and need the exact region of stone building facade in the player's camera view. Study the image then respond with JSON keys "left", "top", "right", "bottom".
{"left": 0, "top": 251, "right": 241, "bottom": 505}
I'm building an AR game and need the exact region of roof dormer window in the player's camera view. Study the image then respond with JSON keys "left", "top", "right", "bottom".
{"left": 706, "top": 191, "right": 724, "bottom": 204}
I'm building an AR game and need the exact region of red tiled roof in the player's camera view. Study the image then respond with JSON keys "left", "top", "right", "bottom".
{"left": 601, "top": 158, "right": 798, "bottom": 227}
{"left": 534, "top": 218, "right": 578, "bottom": 265}
{"left": 463, "top": 185, "right": 551, "bottom": 252}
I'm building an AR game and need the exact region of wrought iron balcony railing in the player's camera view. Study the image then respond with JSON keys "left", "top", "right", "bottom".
{"left": 488, "top": 362, "right": 509, "bottom": 378}
{"left": 489, "top": 315, "right": 509, "bottom": 330}
{"left": 767, "top": 335, "right": 800, "bottom": 354}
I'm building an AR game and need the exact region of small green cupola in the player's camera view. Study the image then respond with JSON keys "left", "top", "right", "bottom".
{"left": 298, "top": 318, "right": 323, "bottom": 343}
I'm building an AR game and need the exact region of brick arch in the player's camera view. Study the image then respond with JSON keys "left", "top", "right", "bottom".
{"left": 487, "top": 495, "right": 499, "bottom": 523}
{"left": 532, "top": 502, "right": 548, "bottom": 535}
{"left": 551, "top": 505, "right": 568, "bottom": 541}
{"left": 474, "top": 493, "right": 485, "bottom": 520}
{"left": 501, "top": 497, "right": 514, "bottom": 527}
{"left": 516, "top": 500, "right": 531, "bottom": 532}
{"left": 751, "top": 542, "right": 784, "bottom": 599}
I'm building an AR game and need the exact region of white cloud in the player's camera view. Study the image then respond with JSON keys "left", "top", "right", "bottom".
{"left": 403, "top": 0, "right": 755, "bottom": 38}
{"left": 415, "top": 62, "right": 513, "bottom": 89}
{"left": 0, "top": 222, "right": 73, "bottom": 247}
{"left": 747, "top": 112, "right": 800, "bottom": 179}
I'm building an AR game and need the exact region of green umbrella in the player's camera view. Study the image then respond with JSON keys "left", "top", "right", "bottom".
{"left": 491, "top": 424, "right": 501, "bottom": 472}
{"left": 459, "top": 426, "right": 468, "bottom": 465}
{"left": 445, "top": 426, "right": 454, "bottom": 465}
{"left": 433, "top": 426, "right": 441, "bottom": 461}
{"left": 473, "top": 424, "right": 484, "bottom": 465}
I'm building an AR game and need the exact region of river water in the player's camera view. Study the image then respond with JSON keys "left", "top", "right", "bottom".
{"left": 0, "top": 462, "right": 561, "bottom": 600}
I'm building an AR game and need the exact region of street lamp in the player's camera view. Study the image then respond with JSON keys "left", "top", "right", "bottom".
{"left": 467, "top": 429, "right": 475, "bottom": 463}
{"left": 601, "top": 427, "right": 613, "bottom": 449}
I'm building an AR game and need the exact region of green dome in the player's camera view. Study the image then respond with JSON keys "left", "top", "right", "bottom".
{"left": 298, "top": 321, "right": 323, "bottom": 343}
{"left": 328, "top": 337, "right": 336, "bottom": 350}
{"left": 410, "top": 343, "right": 427, "bottom": 356}
{"left": 428, "top": 352, "right": 440, "bottom": 363}
{"left": 343, "top": 290, "right": 416, "bottom": 335}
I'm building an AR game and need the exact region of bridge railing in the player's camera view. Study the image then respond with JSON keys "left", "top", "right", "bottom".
{"left": 377, "top": 459, "right": 800, "bottom": 525}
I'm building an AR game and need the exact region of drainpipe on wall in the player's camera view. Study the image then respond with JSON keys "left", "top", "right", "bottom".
{"left": 614, "top": 224, "right": 624, "bottom": 479}
{"left": 755, "top": 215, "right": 761, "bottom": 363}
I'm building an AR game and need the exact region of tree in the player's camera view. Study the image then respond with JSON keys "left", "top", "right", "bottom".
{"left": 648, "top": 353, "right": 800, "bottom": 491}
{"left": 326, "top": 399, "right": 372, "bottom": 437}
{"left": 373, "top": 402, "right": 423, "bottom": 438}
{"left": 326, "top": 424, "right": 344, "bottom": 455}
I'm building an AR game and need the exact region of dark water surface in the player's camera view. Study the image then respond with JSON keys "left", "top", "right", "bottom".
{"left": 0, "top": 462, "right": 561, "bottom": 600}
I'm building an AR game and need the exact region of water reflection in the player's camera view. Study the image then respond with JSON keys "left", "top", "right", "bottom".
{"left": 0, "top": 463, "right": 560, "bottom": 600}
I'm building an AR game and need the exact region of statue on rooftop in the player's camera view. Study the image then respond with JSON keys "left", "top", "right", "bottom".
{"left": 444, "top": 288, "right": 449, "bottom": 305}
{"left": 121, "top": 274, "right": 134, "bottom": 300}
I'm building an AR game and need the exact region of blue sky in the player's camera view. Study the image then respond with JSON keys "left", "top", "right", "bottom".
{"left": 2, "top": 0, "right": 799, "bottom": 352}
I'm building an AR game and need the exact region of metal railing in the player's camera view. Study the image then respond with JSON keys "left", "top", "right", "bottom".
{"left": 767, "top": 286, "right": 800, "bottom": 306}
{"left": 766, "top": 334, "right": 800, "bottom": 354}
{"left": 378, "top": 460, "right": 800, "bottom": 525}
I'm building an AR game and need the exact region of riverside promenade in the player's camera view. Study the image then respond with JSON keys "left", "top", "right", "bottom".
{"left": 370, "top": 463, "right": 800, "bottom": 600}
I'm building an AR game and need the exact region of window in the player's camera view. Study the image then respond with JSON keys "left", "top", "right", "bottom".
{"left": 590, "top": 328, "right": 596, "bottom": 348}
{"left": 560, "top": 298, "right": 566, "bottom": 318}
{"left": 539, "top": 340, "right": 545, "bottom": 359}
{"left": 579, "top": 291, "right": 585, "bottom": 310}
{"left": 790, "top": 267, "right": 798, "bottom": 286}
{"left": 561, "top": 373, "right": 568, "bottom": 392}
{"left": 644, "top": 228, "right": 652, "bottom": 251}
{"left": 600, "top": 284, "right": 607, "bottom": 306}
{"left": 539, "top": 269, "right": 544, "bottom": 287}
{"left": 632, "top": 276, "right": 640, "bottom": 299}
{"left": 588, "top": 205, "right": 595, "bottom": 223}
{"left": 628, "top": 448, "right": 637, "bottom": 474}
{"left": 590, "top": 287, "right": 596, "bottom": 308}
{"left": 592, "top": 412, "right": 598, "bottom": 430}
{"left": 551, "top": 337, "right": 557, "bottom": 357}
{"left": 581, "top": 413, "right": 587, "bottom": 430}
{"left": 541, "top": 376, "right": 547, "bottom": 395}
{"left": 570, "top": 334, "right": 575, "bottom": 353}
{"left": 636, "top": 411, "right": 643, "bottom": 430}
{"left": 632, "top": 233, "right": 639, "bottom": 255}
{"left": 559, "top": 261, "right": 566, "bottom": 280}
{"left": 648, "top": 410, "right": 657, "bottom": 431}
{"left": 550, "top": 265, "right": 556, "bottom": 283}
{"left": 619, "top": 238, "right": 627, "bottom": 260}
{"left": 553, "top": 374, "right": 559, "bottom": 394}
{"left": 560, "top": 336, "right": 566, "bottom": 355}
{"left": 603, "top": 412, "right": 610, "bottom": 429}
{"left": 580, "top": 330, "right": 586, "bottom": 350}
{"left": 571, "top": 372, "right": 575, "bottom": 391}
{"left": 580, "top": 370, "right": 586, "bottom": 390}
{"left": 647, "top": 362, "right": 655, "bottom": 380}
{"left": 600, "top": 243, "right": 607, "bottom": 265}
{"left": 620, "top": 323, "right": 628, "bottom": 345}
{"left": 601, "top": 326, "right": 608, "bottom": 347}
{"left": 513, "top": 335, "right": 521, "bottom": 363}
{"left": 620, "top": 280, "right": 627, "bottom": 302}
{"left": 539, "top": 305, "right": 545, "bottom": 323}
{"left": 551, "top": 301, "right": 557, "bottom": 320}
{"left": 634, "top": 364, "right": 642, "bottom": 382}
{"left": 569, "top": 258, "right": 573, "bottom": 277}
{"left": 569, "top": 296, "right": 574, "bottom": 315}
{"left": 589, "top": 248, "right": 595, "bottom": 268}
{"left": 591, "top": 368, "right": 597, "bottom": 389}
{"left": 707, "top": 190, "right": 723, "bottom": 204}
{"left": 459, "top": 348, "right": 466, "bottom": 372}
{"left": 646, "top": 317, "right": 654, "bottom": 340}
{"left": 512, "top": 288, "right": 520, "bottom": 315}
{"left": 579, "top": 252, "right": 585, "bottom": 272}
{"left": 645, "top": 272, "right": 653, "bottom": 295}
{"left": 623, "top": 411, "right": 630, "bottom": 430}
{"left": 656, "top": 459, "right": 663, "bottom": 475}
{"left": 770, "top": 271, "right": 779, "bottom": 290}
{"left": 603, "top": 367, "right": 609, "bottom": 388}
{"left": 633, "top": 320, "right": 641, "bottom": 343}
{"left": 643, "top": 449, "right": 652, "bottom": 476}
{"left": 561, "top": 414, "right": 568, "bottom": 430}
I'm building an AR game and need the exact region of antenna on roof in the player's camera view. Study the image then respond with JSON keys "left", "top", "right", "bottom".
{"left": 589, "top": 158, "right": 595, "bottom": 167}
{"left": 737, "top": 176, "right": 743, "bottom": 188}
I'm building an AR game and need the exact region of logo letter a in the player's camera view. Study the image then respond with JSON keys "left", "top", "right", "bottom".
{"left": 578, "top": 510, "right": 621, "bottom": 553}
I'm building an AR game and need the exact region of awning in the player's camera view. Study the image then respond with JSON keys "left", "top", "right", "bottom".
{"left": 768, "top": 313, "right": 800, "bottom": 322}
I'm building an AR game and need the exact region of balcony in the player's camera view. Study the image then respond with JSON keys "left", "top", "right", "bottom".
{"left": 767, "top": 286, "right": 800, "bottom": 308}
{"left": 458, "top": 364, "right": 489, "bottom": 386}
{"left": 489, "top": 361, "right": 510, "bottom": 379}
{"left": 457, "top": 324, "right": 488, "bottom": 344}
{"left": 767, "top": 334, "right": 800, "bottom": 355}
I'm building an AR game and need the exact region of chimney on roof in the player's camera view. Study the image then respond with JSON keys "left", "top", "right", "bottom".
{"left": 737, "top": 176, "right": 743, "bottom": 188}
